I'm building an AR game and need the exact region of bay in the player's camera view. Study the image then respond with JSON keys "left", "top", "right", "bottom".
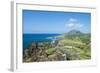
{"left": 23, "top": 34, "right": 61, "bottom": 49}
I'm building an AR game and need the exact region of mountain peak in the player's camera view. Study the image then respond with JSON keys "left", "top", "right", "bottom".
{"left": 67, "top": 30, "right": 83, "bottom": 35}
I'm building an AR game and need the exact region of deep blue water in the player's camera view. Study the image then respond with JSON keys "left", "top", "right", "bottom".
{"left": 23, "top": 34, "right": 61, "bottom": 49}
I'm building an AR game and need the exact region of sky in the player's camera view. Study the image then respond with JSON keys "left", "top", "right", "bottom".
{"left": 23, "top": 10, "right": 91, "bottom": 34}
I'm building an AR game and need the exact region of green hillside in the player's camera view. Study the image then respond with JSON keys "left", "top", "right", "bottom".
{"left": 23, "top": 30, "right": 91, "bottom": 62}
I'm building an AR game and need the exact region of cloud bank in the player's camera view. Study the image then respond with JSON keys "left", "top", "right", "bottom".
{"left": 66, "top": 18, "right": 83, "bottom": 30}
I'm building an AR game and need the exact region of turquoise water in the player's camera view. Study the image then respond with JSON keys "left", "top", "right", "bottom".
{"left": 23, "top": 34, "right": 61, "bottom": 49}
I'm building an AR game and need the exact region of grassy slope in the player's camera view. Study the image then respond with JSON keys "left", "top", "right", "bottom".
{"left": 23, "top": 31, "right": 91, "bottom": 62}
{"left": 56, "top": 33, "right": 91, "bottom": 60}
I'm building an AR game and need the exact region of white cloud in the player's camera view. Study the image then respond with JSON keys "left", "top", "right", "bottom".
{"left": 67, "top": 23, "right": 75, "bottom": 27}
{"left": 65, "top": 18, "right": 83, "bottom": 29}
{"left": 69, "top": 18, "right": 77, "bottom": 22}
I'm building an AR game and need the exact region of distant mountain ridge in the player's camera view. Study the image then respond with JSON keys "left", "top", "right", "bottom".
{"left": 63, "top": 30, "right": 90, "bottom": 44}
{"left": 66, "top": 30, "right": 84, "bottom": 36}
{"left": 63, "top": 30, "right": 90, "bottom": 39}
{"left": 67, "top": 30, "right": 83, "bottom": 35}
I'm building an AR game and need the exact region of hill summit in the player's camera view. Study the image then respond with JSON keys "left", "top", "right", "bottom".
{"left": 67, "top": 30, "right": 83, "bottom": 35}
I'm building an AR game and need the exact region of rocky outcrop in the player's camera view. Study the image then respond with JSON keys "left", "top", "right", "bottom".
{"left": 23, "top": 34, "right": 90, "bottom": 63}
{"left": 23, "top": 42, "right": 68, "bottom": 62}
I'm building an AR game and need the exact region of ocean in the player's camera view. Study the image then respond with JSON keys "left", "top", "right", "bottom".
{"left": 23, "top": 34, "right": 61, "bottom": 49}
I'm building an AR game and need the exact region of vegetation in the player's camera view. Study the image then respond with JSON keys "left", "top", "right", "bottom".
{"left": 23, "top": 30, "right": 91, "bottom": 62}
